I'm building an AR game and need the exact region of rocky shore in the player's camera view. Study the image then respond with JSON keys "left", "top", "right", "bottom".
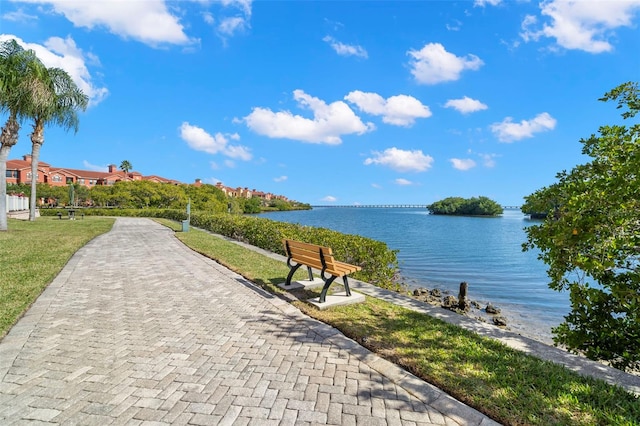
{"left": 410, "top": 283, "right": 510, "bottom": 328}
{"left": 407, "top": 283, "right": 561, "bottom": 345}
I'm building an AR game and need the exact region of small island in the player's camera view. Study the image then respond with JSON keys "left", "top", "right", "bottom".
{"left": 427, "top": 196, "right": 503, "bottom": 216}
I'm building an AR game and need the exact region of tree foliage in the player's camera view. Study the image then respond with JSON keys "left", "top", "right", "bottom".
{"left": 0, "top": 39, "right": 46, "bottom": 230}
{"left": 120, "top": 160, "right": 132, "bottom": 176}
{"left": 427, "top": 196, "right": 503, "bottom": 216}
{"left": 27, "top": 66, "right": 88, "bottom": 220}
{"left": 523, "top": 82, "right": 640, "bottom": 371}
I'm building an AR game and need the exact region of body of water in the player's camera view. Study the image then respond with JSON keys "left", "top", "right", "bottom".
{"left": 260, "top": 207, "right": 570, "bottom": 343}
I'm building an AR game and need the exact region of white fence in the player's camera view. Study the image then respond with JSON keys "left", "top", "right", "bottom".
{"left": 5, "top": 195, "right": 29, "bottom": 212}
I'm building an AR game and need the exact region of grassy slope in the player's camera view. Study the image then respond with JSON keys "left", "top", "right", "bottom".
{"left": 170, "top": 222, "right": 639, "bottom": 426}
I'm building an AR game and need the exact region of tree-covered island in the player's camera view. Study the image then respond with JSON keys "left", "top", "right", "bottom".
{"left": 427, "top": 196, "right": 503, "bottom": 216}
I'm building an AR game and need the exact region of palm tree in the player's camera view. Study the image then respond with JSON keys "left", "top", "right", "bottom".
{"left": 27, "top": 67, "right": 88, "bottom": 220}
{"left": 120, "top": 160, "right": 132, "bottom": 181}
{"left": 0, "top": 39, "right": 47, "bottom": 231}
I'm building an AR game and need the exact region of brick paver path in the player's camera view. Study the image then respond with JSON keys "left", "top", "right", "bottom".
{"left": 0, "top": 218, "right": 497, "bottom": 425}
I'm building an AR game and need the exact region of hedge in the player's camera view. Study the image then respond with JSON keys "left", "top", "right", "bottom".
{"left": 40, "top": 208, "right": 400, "bottom": 290}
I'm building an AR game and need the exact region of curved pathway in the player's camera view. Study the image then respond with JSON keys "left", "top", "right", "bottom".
{"left": 0, "top": 218, "right": 497, "bottom": 425}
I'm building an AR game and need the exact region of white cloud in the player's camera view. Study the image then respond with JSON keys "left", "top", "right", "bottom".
{"left": 224, "top": 144, "right": 252, "bottom": 161}
{"left": 364, "top": 147, "right": 434, "bottom": 172}
{"left": 371, "top": 183, "right": 382, "bottom": 189}
{"left": 202, "top": 12, "right": 215, "bottom": 25}
{"left": 219, "top": 0, "right": 253, "bottom": 17}
{"left": 479, "top": 153, "right": 498, "bottom": 168}
{"left": 218, "top": 16, "right": 248, "bottom": 36}
{"left": 274, "top": 175, "right": 287, "bottom": 182}
{"left": 323, "top": 36, "right": 368, "bottom": 58}
{"left": 2, "top": 8, "right": 38, "bottom": 22}
{"left": 345, "top": 91, "right": 431, "bottom": 127}
{"left": 490, "top": 112, "right": 557, "bottom": 142}
{"left": 0, "top": 34, "right": 109, "bottom": 106}
{"left": 12, "top": 0, "right": 194, "bottom": 46}
{"left": 408, "top": 42, "right": 483, "bottom": 85}
{"left": 244, "top": 90, "right": 374, "bottom": 144}
{"left": 179, "top": 122, "right": 252, "bottom": 160}
{"left": 200, "top": 1, "right": 252, "bottom": 40}
{"left": 444, "top": 96, "right": 488, "bottom": 114}
{"left": 450, "top": 158, "right": 477, "bottom": 171}
{"left": 322, "top": 195, "right": 337, "bottom": 202}
{"left": 474, "top": 0, "right": 502, "bottom": 6}
{"left": 446, "top": 20, "right": 462, "bottom": 31}
{"left": 521, "top": 0, "right": 640, "bottom": 53}
{"left": 395, "top": 178, "right": 413, "bottom": 186}
{"left": 82, "top": 160, "right": 108, "bottom": 172}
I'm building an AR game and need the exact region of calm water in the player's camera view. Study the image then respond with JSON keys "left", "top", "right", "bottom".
{"left": 260, "top": 207, "right": 570, "bottom": 343}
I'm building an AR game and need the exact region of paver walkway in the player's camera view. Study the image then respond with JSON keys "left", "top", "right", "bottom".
{"left": 0, "top": 218, "right": 497, "bottom": 425}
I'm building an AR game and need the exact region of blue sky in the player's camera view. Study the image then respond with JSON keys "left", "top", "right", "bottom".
{"left": 1, "top": 0, "right": 639, "bottom": 206}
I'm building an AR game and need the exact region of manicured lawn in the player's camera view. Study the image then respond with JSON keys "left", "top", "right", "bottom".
{"left": 169, "top": 221, "right": 640, "bottom": 426}
{"left": 0, "top": 217, "right": 114, "bottom": 338}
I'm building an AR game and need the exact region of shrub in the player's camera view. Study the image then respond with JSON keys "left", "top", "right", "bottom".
{"left": 189, "top": 212, "right": 399, "bottom": 289}
{"left": 41, "top": 208, "right": 399, "bottom": 289}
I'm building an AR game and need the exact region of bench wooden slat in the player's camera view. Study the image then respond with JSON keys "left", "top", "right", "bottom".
{"left": 288, "top": 254, "right": 325, "bottom": 271}
{"left": 283, "top": 239, "right": 362, "bottom": 302}
{"left": 285, "top": 241, "right": 361, "bottom": 277}
{"left": 285, "top": 240, "right": 334, "bottom": 255}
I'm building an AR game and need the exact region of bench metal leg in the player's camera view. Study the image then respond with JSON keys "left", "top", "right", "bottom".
{"left": 306, "top": 266, "right": 314, "bottom": 281}
{"left": 285, "top": 263, "right": 302, "bottom": 286}
{"left": 342, "top": 276, "right": 352, "bottom": 297}
{"left": 319, "top": 276, "right": 337, "bottom": 303}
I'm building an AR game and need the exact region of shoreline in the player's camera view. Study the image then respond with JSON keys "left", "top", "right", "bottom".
{"left": 407, "top": 285, "right": 557, "bottom": 346}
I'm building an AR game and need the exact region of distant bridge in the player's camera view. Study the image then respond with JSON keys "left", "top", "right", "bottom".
{"left": 311, "top": 204, "right": 427, "bottom": 209}
{"left": 311, "top": 205, "right": 521, "bottom": 209}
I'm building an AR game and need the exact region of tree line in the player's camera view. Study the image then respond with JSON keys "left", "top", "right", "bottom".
{"left": 7, "top": 180, "right": 311, "bottom": 214}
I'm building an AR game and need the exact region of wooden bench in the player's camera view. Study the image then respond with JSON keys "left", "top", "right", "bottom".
{"left": 283, "top": 239, "right": 362, "bottom": 303}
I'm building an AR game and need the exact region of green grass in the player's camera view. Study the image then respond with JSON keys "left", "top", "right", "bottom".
{"left": 0, "top": 217, "right": 115, "bottom": 338}
{"left": 1, "top": 217, "right": 638, "bottom": 425}
{"left": 166, "top": 221, "right": 640, "bottom": 426}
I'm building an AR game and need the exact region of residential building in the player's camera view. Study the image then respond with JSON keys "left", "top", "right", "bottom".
{"left": 6, "top": 155, "right": 180, "bottom": 188}
{"left": 215, "top": 182, "right": 288, "bottom": 202}
{"left": 6, "top": 155, "right": 290, "bottom": 202}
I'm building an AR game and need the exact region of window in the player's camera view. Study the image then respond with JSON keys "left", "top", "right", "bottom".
{"left": 66, "top": 177, "right": 74, "bottom": 184}
{"left": 6, "top": 170, "right": 17, "bottom": 178}
{"left": 78, "top": 178, "right": 85, "bottom": 184}
{"left": 52, "top": 174, "right": 63, "bottom": 182}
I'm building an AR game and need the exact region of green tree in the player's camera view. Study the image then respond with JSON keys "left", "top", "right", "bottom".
{"left": 242, "top": 197, "right": 262, "bottom": 214}
{"left": 110, "top": 182, "right": 134, "bottom": 208}
{"left": 120, "top": 160, "right": 132, "bottom": 181}
{"left": 427, "top": 196, "right": 503, "bottom": 216}
{"left": 184, "top": 183, "right": 227, "bottom": 212}
{"left": 89, "top": 185, "right": 112, "bottom": 207}
{"left": 523, "top": 82, "right": 640, "bottom": 371}
{"left": 27, "top": 67, "right": 88, "bottom": 220}
{"left": 0, "top": 39, "right": 46, "bottom": 231}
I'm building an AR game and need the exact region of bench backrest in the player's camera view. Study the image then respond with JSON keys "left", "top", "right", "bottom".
{"left": 283, "top": 239, "right": 338, "bottom": 271}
